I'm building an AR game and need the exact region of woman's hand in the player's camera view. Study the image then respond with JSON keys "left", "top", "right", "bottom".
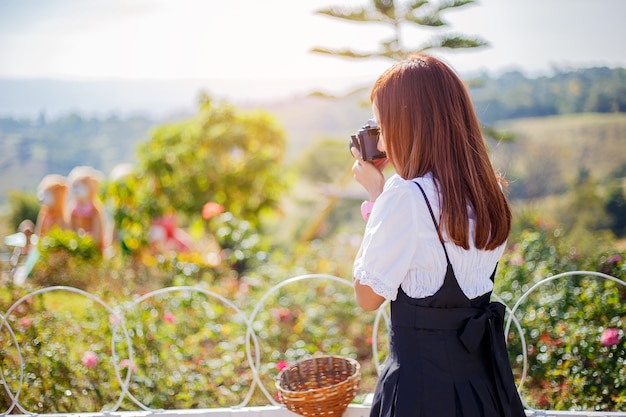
{"left": 371, "top": 157, "right": 390, "bottom": 172}
{"left": 351, "top": 147, "right": 388, "bottom": 202}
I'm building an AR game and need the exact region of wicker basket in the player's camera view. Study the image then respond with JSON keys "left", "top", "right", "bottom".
{"left": 276, "top": 355, "right": 361, "bottom": 417}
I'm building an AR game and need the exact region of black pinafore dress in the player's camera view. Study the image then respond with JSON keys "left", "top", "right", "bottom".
{"left": 369, "top": 182, "right": 526, "bottom": 417}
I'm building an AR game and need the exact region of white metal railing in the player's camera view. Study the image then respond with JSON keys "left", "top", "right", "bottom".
{"left": 1, "top": 272, "right": 625, "bottom": 416}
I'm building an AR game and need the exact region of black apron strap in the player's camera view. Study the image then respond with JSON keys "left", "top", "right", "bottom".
{"left": 412, "top": 181, "right": 451, "bottom": 265}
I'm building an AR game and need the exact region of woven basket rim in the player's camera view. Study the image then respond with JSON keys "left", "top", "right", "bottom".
{"left": 275, "top": 355, "right": 360, "bottom": 395}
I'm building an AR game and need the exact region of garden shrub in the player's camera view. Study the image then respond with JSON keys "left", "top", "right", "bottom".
{"left": 1, "top": 223, "right": 625, "bottom": 412}
{"left": 0, "top": 286, "right": 129, "bottom": 413}
{"left": 29, "top": 227, "right": 102, "bottom": 290}
{"left": 497, "top": 227, "right": 626, "bottom": 410}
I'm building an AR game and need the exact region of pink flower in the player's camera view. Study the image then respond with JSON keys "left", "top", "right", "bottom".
{"left": 82, "top": 351, "right": 98, "bottom": 368}
{"left": 109, "top": 313, "right": 121, "bottom": 325}
{"left": 238, "top": 282, "right": 250, "bottom": 295}
{"left": 608, "top": 255, "right": 622, "bottom": 264}
{"left": 276, "top": 360, "right": 289, "bottom": 371}
{"left": 202, "top": 202, "right": 225, "bottom": 220}
{"left": 508, "top": 253, "right": 524, "bottom": 266}
{"left": 19, "top": 317, "right": 32, "bottom": 328}
{"left": 163, "top": 311, "right": 175, "bottom": 324}
{"left": 270, "top": 307, "right": 292, "bottom": 323}
{"left": 119, "top": 359, "right": 137, "bottom": 372}
{"left": 601, "top": 328, "right": 620, "bottom": 346}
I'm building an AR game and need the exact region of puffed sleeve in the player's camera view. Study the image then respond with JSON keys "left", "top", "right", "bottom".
{"left": 353, "top": 177, "right": 420, "bottom": 301}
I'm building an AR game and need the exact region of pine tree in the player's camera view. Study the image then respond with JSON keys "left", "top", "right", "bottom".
{"left": 311, "top": 0, "right": 487, "bottom": 61}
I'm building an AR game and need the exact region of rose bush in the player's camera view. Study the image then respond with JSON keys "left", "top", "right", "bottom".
{"left": 1, "top": 221, "right": 624, "bottom": 412}
{"left": 496, "top": 226, "right": 626, "bottom": 410}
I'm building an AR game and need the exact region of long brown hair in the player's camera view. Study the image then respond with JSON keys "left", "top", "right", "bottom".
{"left": 371, "top": 54, "right": 511, "bottom": 250}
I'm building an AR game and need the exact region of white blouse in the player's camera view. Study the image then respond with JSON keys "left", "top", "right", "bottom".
{"left": 353, "top": 173, "right": 506, "bottom": 301}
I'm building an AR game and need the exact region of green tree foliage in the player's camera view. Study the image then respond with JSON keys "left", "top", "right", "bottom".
{"left": 604, "top": 179, "right": 626, "bottom": 237}
{"left": 556, "top": 175, "right": 616, "bottom": 254}
{"left": 295, "top": 138, "right": 352, "bottom": 184}
{"left": 103, "top": 165, "right": 155, "bottom": 254}
{"left": 471, "top": 68, "right": 626, "bottom": 124}
{"left": 6, "top": 190, "right": 39, "bottom": 231}
{"left": 312, "top": 0, "right": 487, "bottom": 61}
{"left": 136, "top": 94, "right": 289, "bottom": 228}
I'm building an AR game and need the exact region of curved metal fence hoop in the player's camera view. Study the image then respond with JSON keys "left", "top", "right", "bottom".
{"left": 246, "top": 274, "right": 354, "bottom": 406}
{"left": 503, "top": 270, "right": 626, "bottom": 411}
{"left": 505, "top": 271, "right": 626, "bottom": 336}
{"left": 0, "top": 313, "right": 25, "bottom": 416}
{"left": 2, "top": 269, "right": 623, "bottom": 413}
{"left": 0, "top": 286, "right": 133, "bottom": 414}
{"left": 117, "top": 285, "right": 257, "bottom": 410}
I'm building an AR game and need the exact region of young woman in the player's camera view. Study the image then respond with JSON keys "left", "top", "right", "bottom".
{"left": 351, "top": 54, "right": 526, "bottom": 417}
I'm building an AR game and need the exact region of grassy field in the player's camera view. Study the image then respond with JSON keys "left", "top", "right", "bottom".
{"left": 489, "top": 113, "right": 626, "bottom": 196}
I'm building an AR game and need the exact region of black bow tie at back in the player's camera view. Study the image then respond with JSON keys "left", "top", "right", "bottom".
{"left": 458, "top": 301, "right": 519, "bottom": 417}
{"left": 393, "top": 300, "right": 520, "bottom": 417}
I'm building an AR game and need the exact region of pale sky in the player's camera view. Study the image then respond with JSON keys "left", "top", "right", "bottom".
{"left": 1, "top": 0, "right": 625, "bottom": 100}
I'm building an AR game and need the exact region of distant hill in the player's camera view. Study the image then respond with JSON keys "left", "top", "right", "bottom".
{"left": 0, "top": 78, "right": 204, "bottom": 118}
{"left": 470, "top": 67, "right": 626, "bottom": 123}
{"left": 1, "top": 67, "right": 624, "bottom": 121}
{"left": 0, "top": 66, "right": 624, "bottom": 205}
{"left": 0, "top": 114, "right": 159, "bottom": 199}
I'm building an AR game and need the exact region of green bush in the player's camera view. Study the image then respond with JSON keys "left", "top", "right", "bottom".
{"left": 6, "top": 191, "right": 39, "bottom": 231}
{"left": 29, "top": 227, "right": 102, "bottom": 290}
{"left": 1, "top": 219, "right": 625, "bottom": 412}
{"left": 497, "top": 227, "right": 626, "bottom": 410}
{"left": 0, "top": 272, "right": 380, "bottom": 412}
{"left": 0, "top": 287, "right": 128, "bottom": 413}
